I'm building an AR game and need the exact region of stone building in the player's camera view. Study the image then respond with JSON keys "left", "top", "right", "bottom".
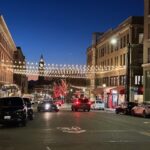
{"left": 87, "top": 16, "right": 144, "bottom": 107}
{"left": 13, "top": 47, "right": 28, "bottom": 94}
{"left": 0, "top": 15, "right": 16, "bottom": 87}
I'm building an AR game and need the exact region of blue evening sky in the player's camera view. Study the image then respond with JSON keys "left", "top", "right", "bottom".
{"left": 0, "top": 0, "right": 144, "bottom": 65}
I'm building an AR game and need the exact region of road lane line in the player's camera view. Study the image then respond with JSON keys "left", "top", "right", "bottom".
{"left": 139, "top": 131, "right": 150, "bottom": 137}
{"left": 46, "top": 146, "right": 51, "bottom": 150}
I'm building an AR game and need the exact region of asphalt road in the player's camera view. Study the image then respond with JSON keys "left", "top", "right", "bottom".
{"left": 0, "top": 107, "right": 150, "bottom": 150}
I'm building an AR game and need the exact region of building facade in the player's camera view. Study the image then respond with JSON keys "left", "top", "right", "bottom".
{"left": 13, "top": 47, "right": 28, "bottom": 94}
{"left": 143, "top": 0, "right": 150, "bottom": 102}
{"left": 87, "top": 16, "right": 144, "bottom": 107}
{"left": 0, "top": 15, "right": 16, "bottom": 87}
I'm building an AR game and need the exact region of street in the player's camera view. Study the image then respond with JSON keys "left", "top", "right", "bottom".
{"left": 0, "top": 106, "right": 150, "bottom": 150}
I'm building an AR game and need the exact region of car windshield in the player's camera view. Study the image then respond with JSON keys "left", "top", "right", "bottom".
{"left": 79, "top": 99, "right": 89, "bottom": 103}
{"left": 0, "top": 97, "right": 23, "bottom": 106}
{"left": 96, "top": 101, "right": 103, "bottom": 103}
{"left": 23, "top": 98, "right": 31, "bottom": 103}
{"left": 43, "top": 101, "right": 53, "bottom": 104}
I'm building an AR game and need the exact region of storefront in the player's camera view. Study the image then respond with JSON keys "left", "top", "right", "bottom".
{"left": 106, "top": 86, "right": 125, "bottom": 108}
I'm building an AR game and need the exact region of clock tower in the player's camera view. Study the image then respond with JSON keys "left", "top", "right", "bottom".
{"left": 38, "top": 54, "right": 45, "bottom": 81}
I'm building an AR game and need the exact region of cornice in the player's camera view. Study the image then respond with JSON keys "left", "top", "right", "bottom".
{"left": 0, "top": 15, "right": 16, "bottom": 51}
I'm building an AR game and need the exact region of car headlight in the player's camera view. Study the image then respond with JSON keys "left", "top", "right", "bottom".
{"left": 45, "top": 104, "right": 50, "bottom": 110}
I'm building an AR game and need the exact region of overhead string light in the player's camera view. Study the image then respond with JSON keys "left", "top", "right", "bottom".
{"left": 0, "top": 60, "right": 126, "bottom": 78}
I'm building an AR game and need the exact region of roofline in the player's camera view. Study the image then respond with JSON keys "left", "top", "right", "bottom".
{"left": 0, "top": 15, "right": 16, "bottom": 50}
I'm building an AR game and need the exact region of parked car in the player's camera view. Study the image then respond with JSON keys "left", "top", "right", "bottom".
{"left": 0, "top": 97, "right": 27, "bottom": 126}
{"left": 53, "top": 99, "right": 64, "bottom": 107}
{"left": 91, "top": 100, "right": 105, "bottom": 110}
{"left": 22, "top": 97, "right": 34, "bottom": 120}
{"left": 37, "top": 100, "right": 59, "bottom": 112}
{"left": 131, "top": 102, "right": 150, "bottom": 118}
{"left": 71, "top": 98, "right": 91, "bottom": 112}
{"left": 115, "top": 102, "right": 138, "bottom": 115}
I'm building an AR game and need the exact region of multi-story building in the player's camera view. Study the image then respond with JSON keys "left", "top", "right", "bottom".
{"left": 13, "top": 47, "right": 28, "bottom": 94}
{"left": 87, "top": 16, "right": 144, "bottom": 107}
{"left": 143, "top": 0, "right": 150, "bottom": 102}
{"left": 0, "top": 15, "right": 16, "bottom": 87}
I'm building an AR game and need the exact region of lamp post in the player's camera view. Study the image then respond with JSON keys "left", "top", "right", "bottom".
{"left": 102, "top": 83, "right": 106, "bottom": 106}
{"left": 125, "top": 43, "right": 131, "bottom": 102}
{"left": 111, "top": 38, "right": 131, "bottom": 102}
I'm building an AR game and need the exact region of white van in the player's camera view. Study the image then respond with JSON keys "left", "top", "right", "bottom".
{"left": 91, "top": 100, "right": 105, "bottom": 110}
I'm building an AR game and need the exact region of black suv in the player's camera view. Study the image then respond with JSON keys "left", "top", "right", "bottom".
{"left": 71, "top": 98, "right": 91, "bottom": 112}
{"left": 0, "top": 97, "right": 27, "bottom": 126}
{"left": 23, "top": 97, "right": 34, "bottom": 120}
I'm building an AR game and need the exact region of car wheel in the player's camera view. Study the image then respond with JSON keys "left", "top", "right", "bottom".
{"left": 55, "top": 109, "right": 59, "bottom": 112}
{"left": 71, "top": 107, "right": 74, "bottom": 111}
{"left": 29, "top": 115, "right": 33, "bottom": 120}
{"left": 115, "top": 110, "right": 119, "bottom": 114}
{"left": 21, "top": 119, "right": 27, "bottom": 127}
{"left": 131, "top": 110, "right": 135, "bottom": 116}
{"left": 143, "top": 111, "right": 147, "bottom": 118}
{"left": 75, "top": 108, "right": 78, "bottom": 112}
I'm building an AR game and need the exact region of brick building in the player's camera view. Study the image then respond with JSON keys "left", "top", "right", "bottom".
{"left": 0, "top": 15, "right": 16, "bottom": 87}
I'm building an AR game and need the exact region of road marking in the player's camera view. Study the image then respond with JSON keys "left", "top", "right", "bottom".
{"left": 108, "top": 140, "right": 134, "bottom": 143}
{"left": 144, "top": 121, "right": 150, "bottom": 124}
{"left": 139, "top": 131, "right": 150, "bottom": 137}
{"left": 46, "top": 146, "right": 51, "bottom": 150}
{"left": 57, "top": 126, "right": 86, "bottom": 134}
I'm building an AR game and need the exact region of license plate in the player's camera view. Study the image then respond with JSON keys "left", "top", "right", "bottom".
{"left": 4, "top": 116, "right": 11, "bottom": 120}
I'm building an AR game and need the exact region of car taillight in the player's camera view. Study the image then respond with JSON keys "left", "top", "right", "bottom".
{"left": 75, "top": 101, "right": 80, "bottom": 105}
{"left": 88, "top": 102, "right": 91, "bottom": 105}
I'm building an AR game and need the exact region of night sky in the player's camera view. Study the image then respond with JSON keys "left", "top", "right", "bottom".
{"left": 0, "top": 0, "right": 144, "bottom": 65}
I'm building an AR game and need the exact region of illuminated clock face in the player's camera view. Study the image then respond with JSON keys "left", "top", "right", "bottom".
{"left": 40, "top": 63, "right": 44, "bottom": 67}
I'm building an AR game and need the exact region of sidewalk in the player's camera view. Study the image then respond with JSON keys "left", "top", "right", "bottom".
{"left": 60, "top": 103, "right": 71, "bottom": 110}
{"left": 104, "top": 108, "right": 115, "bottom": 113}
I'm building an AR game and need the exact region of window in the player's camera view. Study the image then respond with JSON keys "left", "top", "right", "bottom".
{"left": 120, "top": 55, "right": 122, "bottom": 66}
{"left": 107, "top": 59, "right": 109, "bottom": 66}
{"left": 120, "top": 38, "right": 123, "bottom": 48}
{"left": 107, "top": 44, "right": 109, "bottom": 54}
{"left": 148, "top": 48, "right": 150, "bottom": 63}
{"left": 123, "top": 54, "right": 126, "bottom": 65}
{"left": 127, "top": 34, "right": 129, "bottom": 43}
{"left": 120, "top": 75, "right": 126, "bottom": 85}
{"left": 147, "top": 1, "right": 150, "bottom": 15}
{"left": 123, "top": 36, "right": 126, "bottom": 47}
{"left": 111, "top": 58, "right": 113, "bottom": 66}
{"left": 148, "top": 24, "right": 150, "bottom": 39}
{"left": 111, "top": 45, "right": 113, "bottom": 53}
{"left": 135, "top": 75, "right": 142, "bottom": 85}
